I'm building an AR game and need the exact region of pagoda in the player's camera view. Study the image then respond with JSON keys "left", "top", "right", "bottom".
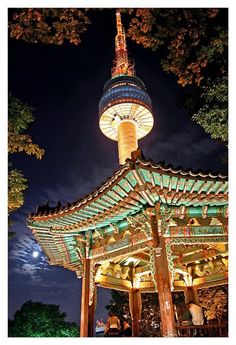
{"left": 27, "top": 10, "right": 228, "bottom": 337}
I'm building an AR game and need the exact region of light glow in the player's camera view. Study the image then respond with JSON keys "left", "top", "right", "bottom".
{"left": 99, "top": 102, "right": 154, "bottom": 141}
{"left": 32, "top": 251, "right": 39, "bottom": 258}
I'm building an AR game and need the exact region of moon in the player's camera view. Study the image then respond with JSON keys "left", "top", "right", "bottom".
{"left": 32, "top": 251, "right": 39, "bottom": 258}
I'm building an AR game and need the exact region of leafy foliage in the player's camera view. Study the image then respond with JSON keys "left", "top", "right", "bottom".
{"left": 126, "top": 9, "right": 227, "bottom": 87}
{"left": 125, "top": 8, "right": 228, "bottom": 145}
{"left": 9, "top": 8, "right": 90, "bottom": 45}
{"left": 192, "top": 76, "right": 228, "bottom": 143}
{"left": 140, "top": 293, "right": 161, "bottom": 336}
{"left": 105, "top": 290, "right": 130, "bottom": 320}
{"left": 198, "top": 285, "right": 228, "bottom": 322}
{"left": 8, "top": 95, "right": 44, "bottom": 218}
{"left": 8, "top": 300, "right": 79, "bottom": 337}
{"left": 8, "top": 94, "right": 44, "bottom": 159}
{"left": 8, "top": 169, "right": 28, "bottom": 214}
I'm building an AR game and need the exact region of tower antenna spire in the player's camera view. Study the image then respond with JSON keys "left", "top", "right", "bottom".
{"left": 112, "top": 10, "right": 134, "bottom": 77}
{"left": 116, "top": 10, "right": 123, "bottom": 35}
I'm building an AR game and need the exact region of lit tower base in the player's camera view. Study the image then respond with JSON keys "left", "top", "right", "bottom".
{"left": 99, "top": 11, "right": 154, "bottom": 165}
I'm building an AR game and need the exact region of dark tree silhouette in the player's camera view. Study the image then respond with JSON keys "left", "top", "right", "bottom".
{"left": 8, "top": 300, "right": 79, "bottom": 337}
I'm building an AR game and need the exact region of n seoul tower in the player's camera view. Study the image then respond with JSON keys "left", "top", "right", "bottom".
{"left": 99, "top": 10, "right": 154, "bottom": 165}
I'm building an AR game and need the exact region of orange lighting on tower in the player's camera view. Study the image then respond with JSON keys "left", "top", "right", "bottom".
{"left": 99, "top": 10, "right": 154, "bottom": 165}
{"left": 112, "top": 10, "right": 134, "bottom": 77}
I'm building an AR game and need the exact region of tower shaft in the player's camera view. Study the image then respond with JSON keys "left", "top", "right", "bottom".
{"left": 118, "top": 121, "right": 138, "bottom": 165}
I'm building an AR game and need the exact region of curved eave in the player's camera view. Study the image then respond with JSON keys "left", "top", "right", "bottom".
{"left": 30, "top": 228, "right": 81, "bottom": 271}
{"left": 28, "top": 158, "right": 228, "bottom": 229}
{"left": 140, "top": 159, "right": 227, "bottom": 179}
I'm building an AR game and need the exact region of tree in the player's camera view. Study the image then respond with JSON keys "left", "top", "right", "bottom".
{"left": 139, "top": 293, "right": 161, "bottom": 337}
{"left": 192, "top": 76, "right": 228, "bottom": 143}
{"left": 8, "top": 95, "right": 44, "bottom": 235}
{"left": 9, "top": 8, "right": 90, "bottom": 45}
{"left": 8, "top": 8, "right": 90, "bottom": 211}
{"left": 8, "top": 169, "right": 28, "bottom": 214}
{"left": 126, "top": 9, "right": 227, "bottom": 87}
{"left": 105, "top": 290, "right": 161, "bottom": 336}
{"left": 198, "top": 285, "right": 228, "bottom": 323}
{"left": 8, "top": 300, "right": 79, "bottom": 337}
{"left": 105, "top": 290, "right": 130, "bottom": 320}
{"left": 125, "top": 8, "right": 228, "bottom": 145}
{"left": 8, "top": 94, "right": 44, "bottom": 160}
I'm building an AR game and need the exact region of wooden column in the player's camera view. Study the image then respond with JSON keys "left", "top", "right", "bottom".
{"left": 150, "top": 211, "right": 177, "bottom": 337}
{"left": 154, "top": 237, "right": 177, "bottom": 337}
{"left": 88, "top": 285, "right": 96, "bottom": 337}
{"left": 184, "top": 286, "right": 199, "bottom": 305}
{"left": 80, "top": 258, "right": 90, "bottom": 337}
{"left": 129, "top": 288, "right": 142, "bottom": 337}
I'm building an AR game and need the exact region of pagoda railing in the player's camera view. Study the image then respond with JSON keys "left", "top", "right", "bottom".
{"left": 176, "top": 321, "right": 228, "bottom": 337}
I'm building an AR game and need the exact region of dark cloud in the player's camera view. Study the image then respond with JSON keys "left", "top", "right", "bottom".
{"left": 147, "top": 123, "right": 226, "bottom": 172}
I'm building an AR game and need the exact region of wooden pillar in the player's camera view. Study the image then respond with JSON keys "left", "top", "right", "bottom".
{"left": 88, "top": 285, "right": 97, "bottom": 337}
{"left": 129, "top": 288, "right": 142, "bottom": 337}
{"left": 154, "top": 236, "right": 177, "bottom": 337}
{"left": 184, "top": 286, "right": 199, "bottom": 305}
{"left": 80, "top": 258, "right": 90, "bottom": 337}
{"left": 149, "top": 211, "right": 177, "bottom": 337}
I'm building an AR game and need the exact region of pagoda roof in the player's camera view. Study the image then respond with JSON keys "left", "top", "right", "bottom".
{"left": 28, "top": 158, "right": 228, "bottom": 232}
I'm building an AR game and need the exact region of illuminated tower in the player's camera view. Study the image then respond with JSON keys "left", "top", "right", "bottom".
{"left": 99, "top": 10, "right": 154, "bottom": 165}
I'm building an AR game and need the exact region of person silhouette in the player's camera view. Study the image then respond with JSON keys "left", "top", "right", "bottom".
{"left": 188, "top": 302, "right": 204, "bottom": 336}
{"left": 104, "top": 311, "right": 121, "bottom": 337}
{"left": 122, "top": 319, "right": 132, "bottom": 337}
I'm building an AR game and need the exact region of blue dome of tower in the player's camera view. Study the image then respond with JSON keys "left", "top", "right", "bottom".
{"left": 99, "top": 75, "right": 152, "bottom": 117}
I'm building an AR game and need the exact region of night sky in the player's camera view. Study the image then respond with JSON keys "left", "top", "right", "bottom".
{"left": 8, "top": 8, "right": 227, "bottom": 327}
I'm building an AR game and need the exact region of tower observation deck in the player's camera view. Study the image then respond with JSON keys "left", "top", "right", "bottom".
{"left": 99, "top": 10, "right": 154, "bottom": 165}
